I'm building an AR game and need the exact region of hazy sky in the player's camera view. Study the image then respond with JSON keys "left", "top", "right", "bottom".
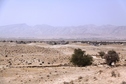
{"left": 0, "top": 0, "right": 126, "bottom": 26}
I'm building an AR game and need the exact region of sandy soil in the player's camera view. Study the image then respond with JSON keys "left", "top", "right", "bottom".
{"left": 0, "top": 42, "right": 126, "bottom": 84}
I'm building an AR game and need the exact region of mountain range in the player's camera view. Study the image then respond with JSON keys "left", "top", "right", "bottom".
{"left": 0, "top": 24, "right": 126, "bottom": 40}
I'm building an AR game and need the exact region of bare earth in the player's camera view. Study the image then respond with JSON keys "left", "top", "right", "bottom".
{"left": 0, "top": 42, "right": 126, "bottom": 84}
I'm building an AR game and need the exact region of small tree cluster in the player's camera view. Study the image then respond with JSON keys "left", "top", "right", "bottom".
{"left": 70, "top": 48, "right": 93, "bottom": 67}
{"left": 104, "top": 50, "right": 119, "bottom": 66}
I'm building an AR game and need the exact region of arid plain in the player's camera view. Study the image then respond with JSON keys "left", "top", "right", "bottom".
{"left": 0, "top": 41, "right": 126, "bottom": 84}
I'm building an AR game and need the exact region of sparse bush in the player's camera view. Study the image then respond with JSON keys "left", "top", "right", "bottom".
{"left": 98, "top": 51, "right": 105, "bottom": 58}
{"left": 121, "top": 81, "right": 126, "bottom": 84}
{"left": 48, "top": 62, "right": 50, "bottom": 64}
{"left": 70, "top": 48, "right": 93, "bottom": 67}
{"left": 63, "top": 81, "right": 69, "bottom": 84}
{"left": 47, "top": 75, "right": 50, "bottom": 77}
{"left": 78, "top": 76, "right": 83, "bottom": 79}
{"left": 104, "top": 50, "right": 119, "bottom": 66}
{"left": 111, "top": 70, "right": 120, "bottom": 77}
{"left": 63, "top": 81, "right": 74, "bottom": 84}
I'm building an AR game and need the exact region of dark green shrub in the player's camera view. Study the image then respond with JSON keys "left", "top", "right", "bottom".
{"left": 70, "top": 48, "right": 93, "bottom": 67}
{"left": 104, "top": 50, "right": 119, "bottom": 66}
{"left": 98, "top": 51, "right": 105, "bottom": 58}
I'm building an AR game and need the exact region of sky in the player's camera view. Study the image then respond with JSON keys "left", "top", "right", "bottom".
{"left": 0, "top": 0, "right": 126, "bottom": 26}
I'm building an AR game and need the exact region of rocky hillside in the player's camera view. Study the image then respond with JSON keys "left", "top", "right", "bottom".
{"left": 0, "top": 24, "right": 126, "bottom": 40}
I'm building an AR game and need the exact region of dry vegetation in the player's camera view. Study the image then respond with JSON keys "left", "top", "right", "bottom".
{"left": 0, "top": 41, "right": 126, "bottom": 84}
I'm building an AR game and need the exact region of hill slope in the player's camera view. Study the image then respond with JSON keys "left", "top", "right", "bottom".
{"left": 0, "top": 24, "right": 126, "bottom": 40}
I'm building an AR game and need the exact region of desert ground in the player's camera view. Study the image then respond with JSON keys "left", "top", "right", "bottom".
{"left": 0, "top": 41, "right": 126, "bottom": 84}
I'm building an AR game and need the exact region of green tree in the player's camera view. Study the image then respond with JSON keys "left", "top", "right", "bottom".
{"left": 70, "top": 48, "right": 93, "bottom": 67}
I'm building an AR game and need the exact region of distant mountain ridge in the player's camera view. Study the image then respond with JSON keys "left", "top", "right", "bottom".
{"left": 0, "top": 24, "right": 126, "bottom": 40}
